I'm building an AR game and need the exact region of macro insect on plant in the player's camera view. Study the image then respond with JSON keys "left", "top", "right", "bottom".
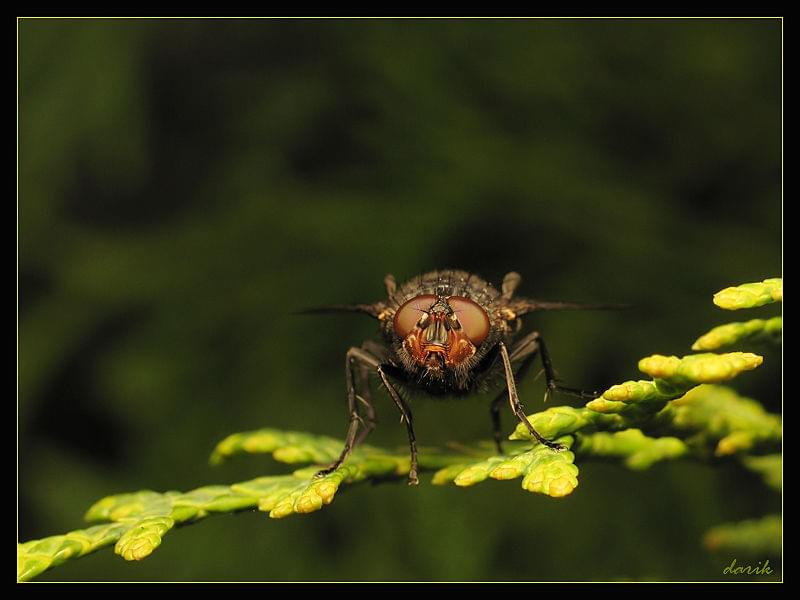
{"left": 306, "top": 269, "right": 612, "bottom": 485}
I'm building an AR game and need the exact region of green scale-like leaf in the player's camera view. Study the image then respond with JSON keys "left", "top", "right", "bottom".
{"left": 704, "top": 514, "right": 782, "bottom": 557}
{"left": 658, "top": 385, "right": 781, "bottom": 456}
{"left": 17, "top": 523, "right": 131, "bottom": 582}
{"left": 17, "top": 430, "right": 476, "bottom": 581}
{"left": 574, "top": 429, "right": 688, "bottom": 470}
{"left": 431, "top": 437, "right": 579, "bottom": 498}
{"left": 693, "top": 317, "right": 782, "bottom": 351}
{"left": 585, "top": 352, "right": 763, "bottom": 420}
{"left": 209, "top": 429, "right": 346, "bottom": 466}
{"left": 741, "top": 455, "right": 782, "bottom": 492}
{"left": 713, "top": 278, "right": 782, "bottom": 310}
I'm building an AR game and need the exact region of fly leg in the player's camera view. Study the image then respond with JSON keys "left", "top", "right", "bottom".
{"left": 316, "top": 347, "right": 418, "bottom": 485}
{"left": 352, "top": 338, "right": 394, "bottom": 446}
{"left": 498, "top": 340, "right": 565, "bottom": 451}
{"left": 536, "top": 335, "right": 599, "bottom": 404}
{"left": 315, "top": 346, "right": 380, "bottom": 478}
{"left": 496, "top": 332, "right": 600, "bottom": 451}
{"left": 377, "top": 365, "right": 419, "bottom": 485}
{"left": 353, "top": 364, "right": 376, "bottom": 446}
{"left": 353, "top": 342, "right": 382, "bottom": 446}
{"left": 490, "top": 331, "right": 542, "bottom": 454}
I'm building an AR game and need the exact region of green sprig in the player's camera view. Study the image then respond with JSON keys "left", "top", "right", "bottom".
{"left": 17, "top": 523, "right": 131, "bottom": 583}
{"left": 431, "top": 436, "right": 579, "bottom": 498}
{"left": 17, "top": 435, "right": 474, "bottom": 581}
{"left": 509, "top": 405, "right": 624, "bottom": 440}
{"left": 209, "top": 429, "right": 345, "bottom": 466}
{"left": 692, "top": 317, "right": 782, "bottom": 351}
{"left": 704, "top": 515, "right": 782, "bottom": 557}
{"left": 658, "top": 385, "right": 781, "bottom": 456}
{"left": 713, "top": 278, "right": 782, "bottom": 310}
{"left": 741, "top": 455, "right": 782, "bottom": 492}
{"left": 574, "top": 429, "right": 688, "bottom": 470}
{"left": 638, "top": 352, "right": 763, "bottom": 385}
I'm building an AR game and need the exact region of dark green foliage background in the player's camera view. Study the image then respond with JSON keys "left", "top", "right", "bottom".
{"left": 19, "top": 18, "right": 781, "bottom": 581}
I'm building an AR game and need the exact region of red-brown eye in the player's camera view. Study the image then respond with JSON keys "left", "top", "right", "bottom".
{"left": 448, "top": 296, "right": 490, "bottom": 344}
{"left": 393, "top": 294, "right": 437, "bottom": 338}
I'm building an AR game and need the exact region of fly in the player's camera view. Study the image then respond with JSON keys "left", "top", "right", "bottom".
{"left": 304, "top": 269, "right": 617, "bottom": 485}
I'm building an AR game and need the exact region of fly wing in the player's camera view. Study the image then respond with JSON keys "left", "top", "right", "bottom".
{"left": 296, "top": 303, "right": 388, "bottom": 319}
{"left": 507, "top": 297, "right": 630, "bottom": 316}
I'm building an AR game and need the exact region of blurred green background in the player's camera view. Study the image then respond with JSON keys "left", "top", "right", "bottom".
{"left": 19, "top": 18, "right": 781, "bottom": 581}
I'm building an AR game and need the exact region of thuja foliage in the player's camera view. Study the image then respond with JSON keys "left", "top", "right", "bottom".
{"left": 17, "top": 278, "right": 781, "bottom": 581}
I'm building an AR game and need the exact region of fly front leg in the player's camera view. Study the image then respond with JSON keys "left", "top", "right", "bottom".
{"left": 495, "top": 332, "right": 600, "bottom": 452}
{"left": 497, "top": 340, "right": 564, "bottom": 451}
{"left": 500, "top": 331, "right": 599, "bottom": 404}
{"left": 490, "top": 331, "right": 542, "bottom": 453}
{"left": 377, "top": 364, "right": 419, "bottom": 485}
{"left": 315, "top": 346, "right": 380, "bottom": 478}
{"left": 316, "top": 346, "right": 418, "bottom": 485}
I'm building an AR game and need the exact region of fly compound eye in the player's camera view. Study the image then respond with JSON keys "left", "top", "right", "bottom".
{"left": 393, "top": 294, "right": 437, "bottom": 338}
{"left": 447, "top": 296, "right": 490, "bottom": 345}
